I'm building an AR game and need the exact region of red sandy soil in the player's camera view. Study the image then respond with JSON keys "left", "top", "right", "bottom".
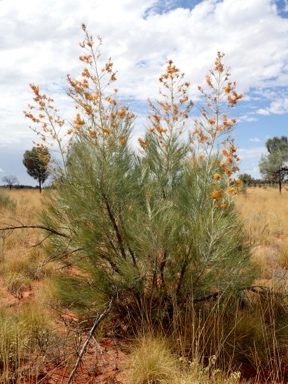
{"left": 0, "top": 278, "right": 129, "bottom": 383}
{"left": 30, "top": 338, "right": 128, "bottom": 384}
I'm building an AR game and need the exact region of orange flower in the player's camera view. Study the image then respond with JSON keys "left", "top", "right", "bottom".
{"left": 220, "top": 203, "right": 228, "bottom": 209}
{"left": 226, "top": 187, "right": 235, "bottom": 194}
{"left": 224, "top": 168, "right": 232, "bottom": 176}
{"left": 138, "top": 138, "right": 147, "bottom": 147}
{"left": 226, "top": 155, "right": 233, "bottom": 163}
{"left": 213, "top": 174, "right": 221, "bottom": 180}
{"left": 117, "top": 110, "right": 126, "bottom": 118}
{"left": 210, "top": 190, "right": 222, "bottom": 201}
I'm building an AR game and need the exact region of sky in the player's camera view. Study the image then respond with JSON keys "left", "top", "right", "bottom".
{"left": 1, "top": 0, "right": 288, "bottom": 186}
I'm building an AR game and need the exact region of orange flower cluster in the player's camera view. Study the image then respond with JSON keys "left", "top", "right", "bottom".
{"left": 24, "top": 27, "right": 135, "bottom": 169}
{"left": 210, "top": 190, "right": 222, "bottom": 201}
{"left": 228, "top": 92, "right": 243, "bottom": 107}
{"left": 190, "top": 52, "right": 243, "bottom": 206}
{"left": 23, "top": 84, "right": 69, "bottom": 163}
{"left": 74, "top": 114, "right": 85, "bottom": 130}
{"left": 64, "top": 30, "right": 135, "bottom": 148}
{"left": 143, "top": 59, "right": 193, "bottom": 149}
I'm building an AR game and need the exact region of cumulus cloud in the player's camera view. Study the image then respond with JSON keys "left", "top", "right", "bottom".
{"left": 238, "top": 146, "right": 267, "bottom": 160}
{"left": 0, "top": 0, "right": 288, "bottom": 184}
{"left": 267, "top": 98, "right": 288, "bottom": 114}
{"left": 256, "top": 108, "right": 270, "bottom": 115}
{"left": 240, "top": 115, "right": 259, "bottom": 122}
{"left": 237, "top": 146, "right": 268, "bottom": 178}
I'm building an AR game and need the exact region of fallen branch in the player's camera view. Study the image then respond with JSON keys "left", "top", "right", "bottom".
{"left": 67, "top": 293, "right": 117, "bottom": 384}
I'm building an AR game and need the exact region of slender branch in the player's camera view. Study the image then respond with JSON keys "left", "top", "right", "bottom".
{"left": 193, "top": 291, "right": 220, "bottom": 303}
{"left": 176, "top": 247, "right": 192, "bottom": 301}
{"left": 128, "top": 246, "right": 138, "bottom": 268}
{"left": 192, "top": 285, "right": 275, "bottom": 304}
{"left": 0, "top": 224, "right": 69, "bottom": 238}
{"left": 102, "top": 193, "right": 126, "bottom": 260}
{"left": 67, "top": 293, "right": 116, "bottom": 384}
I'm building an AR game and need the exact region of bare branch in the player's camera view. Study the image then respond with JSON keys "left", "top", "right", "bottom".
{"left": 67, "top": 293, "right": 116, "bottom": 384}
{"left": 0, "top": 224, "right": 69, "bottom": 238}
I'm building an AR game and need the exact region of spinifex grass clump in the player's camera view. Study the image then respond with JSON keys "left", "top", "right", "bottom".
{"left": 25, "top": 25, "right": 259, "bottom": 372}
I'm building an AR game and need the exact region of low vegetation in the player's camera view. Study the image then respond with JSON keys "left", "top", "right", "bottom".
{"left": 0, "top": 186, "right": 288, "bottom": 383}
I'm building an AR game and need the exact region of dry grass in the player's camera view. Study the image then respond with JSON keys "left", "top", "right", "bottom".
{"left": 1, "top": 187, "right": 288, "bottom": 383}
{"left": 126, "top": 335, "right": 245, "bottom": 384}
{"left": 0, "top": 189, "right": 67, "bottom": 382}
{"left": 235, "top": 187, "right": 288, "bottom": 282}
{"left": 235, "top": 187, "right": 288, "bottom": 245}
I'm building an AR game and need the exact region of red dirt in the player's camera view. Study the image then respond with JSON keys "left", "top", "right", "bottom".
{"left": 29, "top": 338, "right": 128, "bottom": 384}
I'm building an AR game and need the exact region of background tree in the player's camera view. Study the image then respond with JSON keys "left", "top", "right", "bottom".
{"left": 266, "top": 136, "right": 288, "bottom": 154}
{"left": 23, "top": 147, "right": 50, "bottom": 192}
{"left": 2, "top": 175, "right": 19, "bottom": 190}
{"left": 259, "top": 136, "right": 288, "bottom": 193}
{"left": 238, "top": 173, "right": 254, "bottom": 187}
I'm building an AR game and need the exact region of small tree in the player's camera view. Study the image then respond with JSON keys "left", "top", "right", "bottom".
{"left": 23, "top": 147, "right": 50, "bottom": 192}
{"left": 259, "top": 136, "right": 288, "bottom": 193}
{"left": 238, "top": 173, "right": 254, "bottom": 187}
{"left": 2, "top": 175, "right": 19, "bottom": 190}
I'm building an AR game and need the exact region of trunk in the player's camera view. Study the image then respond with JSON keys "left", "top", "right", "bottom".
{"left": 38, "top": 178, "right": 42, "bottom": 193}
{"left": 278, "top": 172, "right": 282, "bottom": 193}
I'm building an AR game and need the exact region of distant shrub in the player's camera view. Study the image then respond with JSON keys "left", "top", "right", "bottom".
{"left": 0, "top": 193, "right": 16, "bottom": 210}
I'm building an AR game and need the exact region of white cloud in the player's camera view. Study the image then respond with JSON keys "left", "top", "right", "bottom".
{"left": 249, "top": 137, "right": 261, "bottom": 142}
{"left": 255, "top": 95, "right": 288, "bottom": 115}
{"left": 238, "top": 146, "right": 267, "bottom": 161}
{"left": 237, "top": 146, "right": 268, "bottom": 178}
{"left": 268, "top": 98, "right": 288, "bottom": 114}
{"left": 256, "top": 108, "right": 270, "bottom": 115}
{"left": 0, "top": 0, "right": 288, "bottom": 183}
{"left": 240, "top": 115, "right": 259, "bottom": 122}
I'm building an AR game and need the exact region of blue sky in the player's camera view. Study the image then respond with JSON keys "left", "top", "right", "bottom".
{"left": 0, "top": 0, "right": 288, "bottom": 185}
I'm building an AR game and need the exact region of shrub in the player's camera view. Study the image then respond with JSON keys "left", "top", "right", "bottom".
{"left": 0, "top": 193, "right": 16, "bottom": 210}
{"left": 25, "top": 26, "right": 259, "bottom": 376}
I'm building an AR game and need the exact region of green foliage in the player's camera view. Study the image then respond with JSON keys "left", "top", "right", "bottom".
{"left": 22, "top": 146, "right": 50, "bottom": 192}
{"left": 266, "top": 136, "right": 288, "bottom": 154}
{"left": 238, "top": 173, "right": 254, "bottom": 186}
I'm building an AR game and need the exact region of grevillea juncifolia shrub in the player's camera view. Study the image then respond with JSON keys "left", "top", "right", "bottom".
{"left": 25, "top": 25, "right": 255, "bottom": 328}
